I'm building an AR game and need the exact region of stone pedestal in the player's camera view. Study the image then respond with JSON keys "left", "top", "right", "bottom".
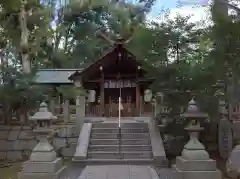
{"left": 175, "top": 157, "right": 221, "bottom": 179}
{"left": 18, "top": 102, "right": 65, "bottom": 179}
{"left": 175, "top": 99, "right": 222, "bottom": 179}
{"left": 19, "top": 130, "right": 65, "bottom": 179}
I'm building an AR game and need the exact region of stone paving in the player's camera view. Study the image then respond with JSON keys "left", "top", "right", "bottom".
{"left": 58, "top": 164, "right": 180, "bottom": 179}
{"left": 78, "top": 165, "right": 159, "bottom": 179}
{"left": 58, "top": 164, "right": 84, "bottom": 179}
{"left": 75, "top": 165, "right": 164, "bottom": 179}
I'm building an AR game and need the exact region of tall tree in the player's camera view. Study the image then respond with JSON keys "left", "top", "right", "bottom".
{"left": 19, "top": 0, "right": 31, "bottom": 73}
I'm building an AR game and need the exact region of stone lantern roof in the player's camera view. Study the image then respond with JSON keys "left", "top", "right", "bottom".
{"left": 30, "top": 102, "right": 57, "bottom": 121}
{"left": 181, "top": 99, "right": 208, "bottom": 120}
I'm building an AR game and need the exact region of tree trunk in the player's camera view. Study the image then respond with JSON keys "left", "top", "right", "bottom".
{"left": 3, "top": 107, "right": 12, "bottom": 125}
{"left": 212, "top": 0, "right": 229, "bottom": 24}
{"left": 19, "top": 0, "right": 31, "bottom": 73}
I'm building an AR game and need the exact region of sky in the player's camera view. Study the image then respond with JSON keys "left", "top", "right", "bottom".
{"left": 53, "top": 0, "right": 212, "bottom": 27}
{"left": 146, "top": 0, "right": 211, "bottom": 23}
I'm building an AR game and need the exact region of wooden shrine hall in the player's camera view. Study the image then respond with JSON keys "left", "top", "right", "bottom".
{"left": 69, "top": 42, "right": 155, "bottom": 118}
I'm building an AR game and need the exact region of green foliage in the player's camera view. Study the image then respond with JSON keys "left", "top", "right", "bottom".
{"left": 0, "top": 64, "right": 46, "bottom": 121}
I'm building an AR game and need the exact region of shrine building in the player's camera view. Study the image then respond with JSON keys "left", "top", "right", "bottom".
{"left": 35, "top": 39, "right": 155, "bottom": 118}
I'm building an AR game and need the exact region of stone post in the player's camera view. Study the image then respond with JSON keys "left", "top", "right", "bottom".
{"left": 75, "top": 80, "right": 85, "bottom": 133}
{"left": 214, "top": 81, "right": 233, "bottom": 159}
{"left": 63, "top": 98, "right": 70, "bottom": 124}
{"left": 218, "top": 97, "right": 233, "bottom": 159}
{"left": 49, "top": 98, "right": 55, "bottom": 115}
{"left": 174, "top": 99, "right": 222, "bottom": 179}
{"left": 159, "top": 105, "right": 169, "bottom": 127}
{"left": 46, "top": 87, "right": 56, "bottom": 115}
{"left": 19, "top": 108, "right": 26, "bottom": 125}
{"left": 18, "top": 102, "right": 65, "bottom": 179}
{"left": 153, "top": 92, "right": 163, "bottom": 116}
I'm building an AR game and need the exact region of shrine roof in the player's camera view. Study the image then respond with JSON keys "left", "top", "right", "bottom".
{"left": 35, "top": 45, "right": 146, "bottom": 84}
{"left": 34, "top": 69, "right": 82, "bottom": 84}
{"left": 68, "top": 44, "right": 141, "bottom": 81}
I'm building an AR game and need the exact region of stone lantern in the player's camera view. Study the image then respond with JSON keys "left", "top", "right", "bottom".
{"left": 18, "top": 102, "right": 65, "bottom": 179}
{"left": 174, "top": 99, "right": 221, "bottom": 179}
{"left": 158, "top": 106, "right": 170, "bottom": 130}
{"left": 181, "top": 99, "right": 209, "bottom": 160}
{"left": 226, "top": 141, "right": 240, "bottom": 179}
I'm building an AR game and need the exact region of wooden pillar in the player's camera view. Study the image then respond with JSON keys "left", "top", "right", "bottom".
{"left": 100, "top": 67, "right": 105, "bottom": 116}
{"left": 136, "top": 66, "right": 140, "bottom": 116}
{"left": 60, "top": 93, "right": 63, "bottom": 114}
{"left": 136, "top": 82, "right": 140, "bottom": 116}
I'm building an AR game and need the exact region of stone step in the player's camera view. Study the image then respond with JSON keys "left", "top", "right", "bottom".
{"left": 72, "top": 158, "right": 156, "bottom": 165}
{"left": 89, "top": 139, "right": 151, "bottom": 145}
{"left": 87, "top": 151, "right": 153, "bottom": 159}
{"left": 91, "top": 128, "right": 149, "bottom": 133}
{"left": 90, "top": 133, "right": 150, "bottom": 139}
{"left": 92, "top": 123, "right": 148, "bottom": 129}
{"left": 88, "top": 144, "right": 152, "bottom": 151}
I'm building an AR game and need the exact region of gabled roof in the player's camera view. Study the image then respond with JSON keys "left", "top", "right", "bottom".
{"left": 34, "top": 69, "right": 82, "bottom": 84}
{"left": 69, "top": 44, "right": 141, "bottom": 80}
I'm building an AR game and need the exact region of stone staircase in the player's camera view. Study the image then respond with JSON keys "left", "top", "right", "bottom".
{"left": 86, "top": 122, "right": 154, "bottom": 164}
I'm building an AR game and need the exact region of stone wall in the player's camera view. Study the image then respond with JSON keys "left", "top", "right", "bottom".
{"left": 0, "top": 125, "right": 79, "bottom": 161}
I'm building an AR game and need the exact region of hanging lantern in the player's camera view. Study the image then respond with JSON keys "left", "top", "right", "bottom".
{"left": 88, "top": 90, "right": 96, "bottom": 103}
{"left": 144, "top": 89, "right": 152, "bottom": 102}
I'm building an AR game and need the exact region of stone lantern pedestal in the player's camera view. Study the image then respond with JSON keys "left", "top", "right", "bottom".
{"left": 18, "top": 102, "right": 65, "bottom": 179}
{"left": 174, "top": 99, "right": 221, "bottom": 179}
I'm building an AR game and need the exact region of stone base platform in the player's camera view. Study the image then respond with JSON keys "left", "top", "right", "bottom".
{"left": 18, "top": 158, "right": 66, "bottom": 179}
{"left": 174, "top": 156, "right": 222, "bottom": 179}
{"left": 175, "top": 168, "right": 222, "bottom": 179}
{"left": 176, "top": 156, "right": 217, "bottom": 171}
{"left": 18, "top": 166, "right": 65, "bottom": 179}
